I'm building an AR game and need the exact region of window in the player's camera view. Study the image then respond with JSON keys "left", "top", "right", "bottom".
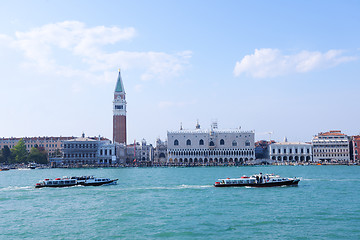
{"left": 290, "top": 149, "right": 292, "bottom": 153}
{"left": 245, "top": 140, "right": 250, "bottom": 147}
{"left": 220, "top": 139, "right": 225, "bottom": 145}
{"left": 115, "top": 105, "right": 123, "bottom": 109}
{"left": 273, "top": 149, "right": 275, "bottom": 154}
{"left": 284, "top": 149, "right": 287, "bottom": 154}
{"left": 186, "top": 139, "right": 191, "bottom": 146}
{"left": 174, "top": 140, "right": 179, "bottom": 146}
{"left": 232, "top": 141, "right": 237, "bottom": 146}
{"left": 209, "top": 141, "right": 215, "bottom": 146}
{"left": 199, "top": 139, "right": 204, "bottom": 145}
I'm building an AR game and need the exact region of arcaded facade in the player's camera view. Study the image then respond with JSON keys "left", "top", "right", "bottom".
{"left": 167, "top": 125, "right": 255, "bottom": 165}
{"left": 269, "top": 141, "right": 312, "bottom": 162}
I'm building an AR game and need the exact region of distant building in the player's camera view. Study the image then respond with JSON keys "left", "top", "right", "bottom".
{"left": 351, "top": 135, "right": 360, "bottom": 163}
{"left": 153, "top": 138, "right": 167, "bottom": 163}
{"left": 0, "top": 136, "right": 75, "bottom": 156}
{"left": 269, "top": 137, "right": 312, "bottom": 163}
{"left": 255, "top": 140, "right": 274, "bottom": 159}
{"left": 312, "top": 130, "right": 350, "bottom": 163}
{"left": 124, "top": 140, "right": 153, "bottom": 166}
{"left": 62, "top": 134, "right": 118, "bottom": 166}
{"left": 113, "top": 69, "right": 127, "bottom": 145}
{"left": 167, "top": 122, "right": 255, "bottom": 165}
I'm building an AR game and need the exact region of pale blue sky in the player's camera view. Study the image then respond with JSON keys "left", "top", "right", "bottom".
{"left": 0, "top": 0, "right": 359, "bottom": 144}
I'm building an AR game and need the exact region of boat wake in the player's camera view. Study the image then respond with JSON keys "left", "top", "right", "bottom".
{"left": 178, "top": 184, "right": 213, "bottom": 189}
{"left": 128, "top": 185, "right": 213, "bottom": 191}
{"left": 0, "top": 186, "right": 33, "bottom": 192}
{"left": 303, "top": 178, "right": 360, "bottom": 182}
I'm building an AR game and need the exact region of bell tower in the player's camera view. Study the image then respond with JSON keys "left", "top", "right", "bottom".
{"left": 113, "top": 69, "right": 127, "bottom": 144}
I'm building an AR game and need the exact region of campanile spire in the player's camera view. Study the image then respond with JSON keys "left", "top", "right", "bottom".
{"left": 113, "top": 69, "right": 127, "bottom": 144}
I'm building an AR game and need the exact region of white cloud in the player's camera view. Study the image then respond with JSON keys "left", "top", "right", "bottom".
{"left": 234, "top": 48, "right": 357, "bottom": 78}
{"left": 2, "top": 21, "right": 191, "bottom": 83}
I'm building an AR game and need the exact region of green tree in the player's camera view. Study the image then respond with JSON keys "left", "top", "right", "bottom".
{"left": 2, "top": 145, "right": 12, "bottom": 164}
{"left": 12, "top": 139, "right": 28, "bottom": 163}
{"left": 27, "top": 146, "right": 48, "bottom": 164}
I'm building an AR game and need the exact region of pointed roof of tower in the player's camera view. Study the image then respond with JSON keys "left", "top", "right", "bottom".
{"left": 115, "top": 69, "right": 125, "bottom": 93}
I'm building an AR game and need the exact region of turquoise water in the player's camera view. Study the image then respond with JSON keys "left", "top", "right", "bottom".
{"left": 1, "top": 166, "right": 360, "bottom": 239}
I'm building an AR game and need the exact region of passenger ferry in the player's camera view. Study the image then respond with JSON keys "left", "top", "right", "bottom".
{"left": 71, "top": 176, "right": 118, "bottom": 186}
{"left": 214, "top": 173, "right": 300, "bottom": 187}
{"left": 35, "top": 177, "right": 77, "bottom": 188}
{"left": 35, "top": 176, "right": 118, "bottom": 188}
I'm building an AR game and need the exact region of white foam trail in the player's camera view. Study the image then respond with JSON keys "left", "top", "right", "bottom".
{"left": 125, "top": 185, "right": 213, "bottom": 191}
{"left": 0, "top": 186, "right": 33, "bottom": 191}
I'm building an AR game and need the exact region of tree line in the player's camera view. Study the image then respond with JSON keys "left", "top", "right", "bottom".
{"left": 0, "top": 139, "right": 49, "bottom": 164}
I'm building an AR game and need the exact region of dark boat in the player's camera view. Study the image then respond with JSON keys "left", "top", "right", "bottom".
{"left": 214, "top": 173, "right": 300, "bottom": 187}
{"left": 71, "top": 176, "right": 118, "bottom": 186}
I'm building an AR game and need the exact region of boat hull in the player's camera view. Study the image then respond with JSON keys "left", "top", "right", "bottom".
{"left": 214, "top": 179, "right": 300, "bottom": 187}
{"left": 78, "top": 179, "right": 118, "bottom": 186}
{"left": 35, "top": 183, "right": 77, "bottom": 188}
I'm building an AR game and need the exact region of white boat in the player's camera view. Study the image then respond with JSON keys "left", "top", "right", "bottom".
{"left": 214, "top": 173, "right": 300, "bottom": 187}
{"left": 35, "top": 177, "right": 77, "bottom": 188}
{"left": 35, "top": 176, "right": 118, "bottom": 188}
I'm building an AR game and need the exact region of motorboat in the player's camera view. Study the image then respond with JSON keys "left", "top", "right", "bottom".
{"left": 214, "top": 173, "right": 300, "bottom": 187}
{"left": 35, "top": 177, "right": 77, "bottom": 188}
{"left": 71, "top": 176, "right": 118, "bottom": 186}
{"left": 35, "top": 176, "right": 118, "bottom": 188}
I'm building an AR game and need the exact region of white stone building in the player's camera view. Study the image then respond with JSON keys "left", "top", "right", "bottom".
{"left": 153, "top": 138, "right": 167, "bottom": 163}
{"left": 269, "top": 138, "right": 312, "bottom": 162}
{"left": 167, "top": 123, "right": 255, "bottom": 165}
{"left": 312, "top": 130, "right": 350, "bottom": 163}
{"left": 98, "top": 140, "right": 116, "bottom": 164}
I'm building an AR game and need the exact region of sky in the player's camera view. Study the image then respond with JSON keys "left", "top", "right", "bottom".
{"left": 0, "top": 0, "right": 359, "bottom": 144}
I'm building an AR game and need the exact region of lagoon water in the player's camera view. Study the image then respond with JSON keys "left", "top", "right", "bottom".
{"left": 1, "top": 166, "right": 360, "bottom": 239}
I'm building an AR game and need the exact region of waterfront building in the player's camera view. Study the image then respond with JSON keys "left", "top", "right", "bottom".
{"left": 153, "top": 138, "right": 167, "bottom": 164}
{"left": 125, "top": 140, "right": 154, "bottom": 166}
{"left": 351, "top": 135, "right": 360, "bottom": 163}
{"left": 113, "top": 69, "right": 127, "bottom": 145}
{"left": 255, "top": 140, "right": 274, "bottom": 159}
{"left": 167, "top": 122, "right": 255, "bottom": 165}
{"left": 312, "top": 130, "right": 351, "bottom": 163}
{"left": 98, "top": 141, "right": 116, "bottom": 164}
{"left": 62, "top": 134, "right": 117, "bottom": 165}
{"left": 0, "top": 136, "right": 74, "bottom": 156}
{"left": 269, "top": 137, "right": 312, "bottom": 163}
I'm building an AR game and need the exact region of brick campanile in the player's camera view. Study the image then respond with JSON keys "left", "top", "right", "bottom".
{"left": 113, "top": 69, "right": 127, "bottom": 144}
